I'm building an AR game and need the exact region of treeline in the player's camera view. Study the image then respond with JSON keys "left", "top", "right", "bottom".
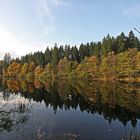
{"left": 1, "top": 30, "right": 140, "bottom": 81}
{"left": 17, "top": 30, "right": 140, "bottom": 66}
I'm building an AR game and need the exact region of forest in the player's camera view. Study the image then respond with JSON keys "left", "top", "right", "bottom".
{"left": 0, "top": 30, "right": 140, "bottom": 82}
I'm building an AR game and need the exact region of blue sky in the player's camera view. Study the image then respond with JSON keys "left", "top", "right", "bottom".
{"left": 0, "top": 0, "right": 140, "bottom": 59}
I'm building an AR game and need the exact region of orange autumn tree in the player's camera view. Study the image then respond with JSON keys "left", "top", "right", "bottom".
{"left": 34, "top": 79, "right": 43, "bottom": 89}
{"left": 26, "top": 61, "right": 36, "bottom": 83}
{"left": 34, "top": 66, "right": 43, "bottom": 79}
{"left": 28, "top": 61, "right": 36, "bottom": 72}
{"left": 7, "top": 61, "right": 21, "bottom": 77}
{"left": 7, "top": 80, "right": 21, "bottom": 93}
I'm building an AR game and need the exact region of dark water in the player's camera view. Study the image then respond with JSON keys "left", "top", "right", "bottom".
{"left": 0, "top": 79, "right": 140, "bottom": 140}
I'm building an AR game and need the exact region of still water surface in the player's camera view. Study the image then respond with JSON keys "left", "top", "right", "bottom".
{"left": 0, "top": 80, "right": 140, "bottom": 140}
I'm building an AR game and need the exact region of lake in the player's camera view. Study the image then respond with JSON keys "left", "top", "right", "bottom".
{"left": 0, "top": 79, "right": 140, "bottom": 140}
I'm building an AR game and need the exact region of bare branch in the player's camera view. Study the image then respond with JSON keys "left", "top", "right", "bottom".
{"left": 134, "top": 28, "right": 140, "bottom": 34}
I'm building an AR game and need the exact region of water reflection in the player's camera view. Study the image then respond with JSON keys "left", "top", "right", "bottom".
{"left": 0, "top": 79, "right": 140, "bottom": 139}
{"left": 0, "top": 93, "right": 30, "bottom": 133}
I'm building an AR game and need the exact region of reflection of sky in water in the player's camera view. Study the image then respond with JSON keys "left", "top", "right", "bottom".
{"left": 0, "top": 92, "right": 28, "bottom": 104}
{"left": 0, "top": 96, "right": 138, "bottom": 140}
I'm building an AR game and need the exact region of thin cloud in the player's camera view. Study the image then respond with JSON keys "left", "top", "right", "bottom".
{"left": 123, "top": 5, "right": 140, "bottom": 18}
{"left": 33, "top": 0, "right": 69, "bottom": 35}
{"left": 34, "top": 0, "right": 54, "bottom": 22}
{"left": 33, "top": 0, "right": 55, "bottom": 35}
{"left": 51, "top": 0, "right": 69, "bottom": 6}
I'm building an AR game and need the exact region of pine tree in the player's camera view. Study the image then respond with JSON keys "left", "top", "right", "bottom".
{"left": 51, "top": 44, "right": 60, "bottom": 72}
{"left": 116, "top": 32, "right": 126, "bottom": 52}
{"left": 71, "top": 46, "right": 80, "bottom": 62}
{"left": 44, "top": 47, "right": 51, "bottom": 64}
{"left": 126, "top": 30, "right": 139, "bottom": 49}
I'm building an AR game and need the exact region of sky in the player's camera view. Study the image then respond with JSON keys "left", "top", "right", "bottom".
{"left": 0, "top": 0, "right": 140, "bottom": 59}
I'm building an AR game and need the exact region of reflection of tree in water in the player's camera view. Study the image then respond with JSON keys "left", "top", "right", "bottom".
{"left": 0, "top": 89, "right": 30, "bottom": 133}
{"left": 7, "top": 80, "right": 21, "bottom": 93}
{"left": 2, "top": 79, "right": 140, "bottom": 129}
{"left": 127, "top": 130, "right": 140, "bottom": 140}
{"left": 0, "top": 109, "right": 29, "bottom": 133}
